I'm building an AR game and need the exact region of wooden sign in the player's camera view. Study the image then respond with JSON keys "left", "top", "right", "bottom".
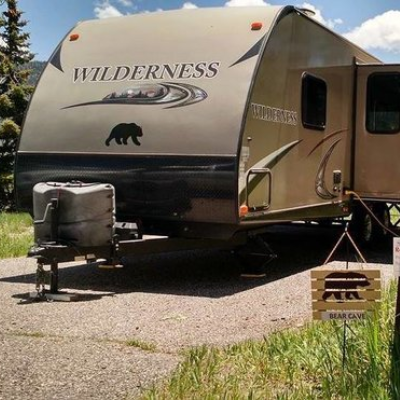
{"left": 311, "top": 269, "right": 381, "bottom": 321}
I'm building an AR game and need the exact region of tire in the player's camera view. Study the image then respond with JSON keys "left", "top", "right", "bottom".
{"left": 350, "top": 204, "right": 372, "bottom": 245}
{"left": 372, "top": 203, "right": 391, "bottom": 242}
{"left": 350, "top": 203, "right": 391, "bottom": 246}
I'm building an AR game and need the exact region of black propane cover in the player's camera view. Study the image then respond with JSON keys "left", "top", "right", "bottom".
{"left": 33, "top": 182, "right": 115, "bottom": 247}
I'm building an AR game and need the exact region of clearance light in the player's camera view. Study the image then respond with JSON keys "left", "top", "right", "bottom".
{"left": 69, "top": 33, "right": 80, "bottom": 42}
{"left": 239, "top": 205, "right": 249, "bottom": 217}
{"left": 251, "top": 22, "right": 263, "bottom": 31}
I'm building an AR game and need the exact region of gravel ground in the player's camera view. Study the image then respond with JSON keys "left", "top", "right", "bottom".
{"left": 0, "top": 224, "right": 395, "bottom": 399}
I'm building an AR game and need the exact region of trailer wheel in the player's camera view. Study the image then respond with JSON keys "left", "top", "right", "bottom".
{"left": 371, "top": 203, "right": 391, "bottom": 242}
{"left": 350, "top": 205, "right": 372, "bottom": 245}
{"left": 350, "top": 203, "right": 391, "bottom": 246}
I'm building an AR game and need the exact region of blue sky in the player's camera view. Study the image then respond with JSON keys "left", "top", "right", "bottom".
{"left": 3, "top": 0, "right": 400, "bottom": 62}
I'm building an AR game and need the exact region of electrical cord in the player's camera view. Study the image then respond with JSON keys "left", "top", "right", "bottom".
{"left": 345, "top": 189, "right": 399, "bottom": 237}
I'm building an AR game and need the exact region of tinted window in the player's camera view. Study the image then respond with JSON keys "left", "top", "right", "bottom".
{"left": 367, "top": 73, "right": 400, "bottom": 134}
{"left": 302, "top": 73, "right": 327, "bottom": 130}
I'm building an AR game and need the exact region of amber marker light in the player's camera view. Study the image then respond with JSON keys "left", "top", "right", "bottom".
{"left": 251, "top": 22, "right": 263, "bottom": 31}
{"left": 69, "top": 33, "right": 80, "bottom": 41}
{"left": 239, "top": 205, "right": 249, "bottom": 217}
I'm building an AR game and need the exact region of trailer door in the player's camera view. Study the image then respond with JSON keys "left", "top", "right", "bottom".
{"left": 355, "top": 64, "right": 400, "bottom": 200}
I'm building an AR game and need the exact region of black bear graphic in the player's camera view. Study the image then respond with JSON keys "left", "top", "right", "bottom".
{"left": 322, "top": 272, "right": 370, "bottom": 301}
{"left": 105, "top": 123, "right": 143, "bottom": 146}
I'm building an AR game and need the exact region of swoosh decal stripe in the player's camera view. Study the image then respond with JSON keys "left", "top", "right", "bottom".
{"left": 62, "top": 83, "right": 207, "bottom": 110}
{"left": 50, "top": 45, "right": 63, "bottom": 73}
{"left": 315, "top": 139, "right": 342, "bottom": 200}
{"left": 230, "top": 36, "right": 266, "bottom": 68}
{"left": 307, "top": 129, "right": 347, "bottom": 157}
{"left": 239, "top": 139, "right": 302, "bottom": 203}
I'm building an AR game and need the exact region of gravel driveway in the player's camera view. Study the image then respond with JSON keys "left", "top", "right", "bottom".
{"left": 0, "top": 224, "right": 395, "bottom": 399}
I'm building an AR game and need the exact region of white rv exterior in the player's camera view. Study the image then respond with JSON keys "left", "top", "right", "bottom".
{"left": 16, "top": 6, "right": 400, "bottom": 242}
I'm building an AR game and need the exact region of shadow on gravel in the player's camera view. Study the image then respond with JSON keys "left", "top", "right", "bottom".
{"left": 265, "top": 223, "right": 393, "bottom": 265}
{"left": 1, "top": 224, "right": 393, "bottom": 301}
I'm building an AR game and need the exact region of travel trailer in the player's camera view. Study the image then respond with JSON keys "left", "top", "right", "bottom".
{"left": 15, "top": 6, "right": 400, "bottom": 289}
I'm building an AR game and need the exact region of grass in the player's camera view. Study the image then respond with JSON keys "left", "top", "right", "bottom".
{"left": 0, "top": 212, "right": 33, "bottom": 259}
{"left": 126, "top": 339, "right": 157, "bottom": 352}
{"left": 391, "top": 206, "right": 400, "bottom": 227}
{"left": 144, "top": 283, "right": 399, "bottom": 399}
{"left": 11, "top": 331, "right": 46, "bottom": 338}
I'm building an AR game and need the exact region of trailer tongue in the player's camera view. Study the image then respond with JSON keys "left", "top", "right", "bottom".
{"left": 29, "top": 181, "right": 278, "bottom": 298}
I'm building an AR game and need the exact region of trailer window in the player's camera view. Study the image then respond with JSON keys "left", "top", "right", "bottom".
{"left": 302, "top": 73, "right": 327, "bottom": 130}
{"left": 367, "top": 73, "right": 400, "bottom": 134}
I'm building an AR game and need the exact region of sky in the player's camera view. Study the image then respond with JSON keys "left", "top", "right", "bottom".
{"left": 2, "top": 0, "right": 400, "bottom": 63}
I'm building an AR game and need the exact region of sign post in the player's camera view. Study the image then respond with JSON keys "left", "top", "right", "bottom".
{"left": 310, "top": 223, "right": 376, "bottom": 368}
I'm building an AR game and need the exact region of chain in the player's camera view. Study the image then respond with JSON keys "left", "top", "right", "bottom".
{"left": 35, "top": 262, "right": 49, "bottom": 297}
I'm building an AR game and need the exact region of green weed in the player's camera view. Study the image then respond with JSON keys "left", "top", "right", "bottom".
{"left": 0, "top": 212, "right": 33, "bottom": 259}
{"left": 12, "top": 331, "right": 46, "bottom": 338}
{"left": 143, "top": 283, "right": 398, "bottom": 399}
{"left": 126, "top": 339, "right": 157, "bottom": 352}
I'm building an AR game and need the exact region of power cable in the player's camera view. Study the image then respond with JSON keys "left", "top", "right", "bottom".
{"left": 345, "top": 190, "right": 399, "bottom": 237}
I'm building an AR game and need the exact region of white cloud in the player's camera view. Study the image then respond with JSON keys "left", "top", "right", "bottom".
{"left": 94, "top": 1, "right": 123, "bottom": 19}
{"left": 225, "top": 0, "right": 269, "bottom": 7}
{"left": 182, "top": 2, "right": 198, "bottom": 9}
{"left": 117, "top": 0, "right": 133, "bottom": 6}
{"left": 141, "top": 8, "right": 163, "bottom": 14}
{"left": 300, "top": 3, "right": 343, "bottom": 29}
{"left": 344, "top": 11, "right": 400, "bottom": 54}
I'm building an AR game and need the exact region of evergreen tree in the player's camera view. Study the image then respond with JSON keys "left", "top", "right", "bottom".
{"left": 0, "top": 0, "right": 33, "bottom": 210}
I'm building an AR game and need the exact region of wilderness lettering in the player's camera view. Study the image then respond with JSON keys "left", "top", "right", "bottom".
{"left": 251, "top": 102, "right": 298, "bottom": 126}
{"left": 72, "top": 62, "right": 221, "bottom": 83}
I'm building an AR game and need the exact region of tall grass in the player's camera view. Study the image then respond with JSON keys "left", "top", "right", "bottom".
{"left": 390, "top": 205, "right": 400, "bottom": 227}
{"left": 144, "top": 283, "right": 399, "bottom": 399}
{"left": 0, "top": 212, "right": 33, "bottom": 259}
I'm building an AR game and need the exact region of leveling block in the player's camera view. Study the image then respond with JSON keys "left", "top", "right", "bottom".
{"left": 311, "top": 269, "right": 381, "bottom": 321}
{"left": 29, "top": 291, "right": 80, "bottom": 302}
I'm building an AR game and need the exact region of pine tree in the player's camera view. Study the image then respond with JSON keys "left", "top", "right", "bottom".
{"left": 0, "top": 0, "right": 33, "bottom": 210}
